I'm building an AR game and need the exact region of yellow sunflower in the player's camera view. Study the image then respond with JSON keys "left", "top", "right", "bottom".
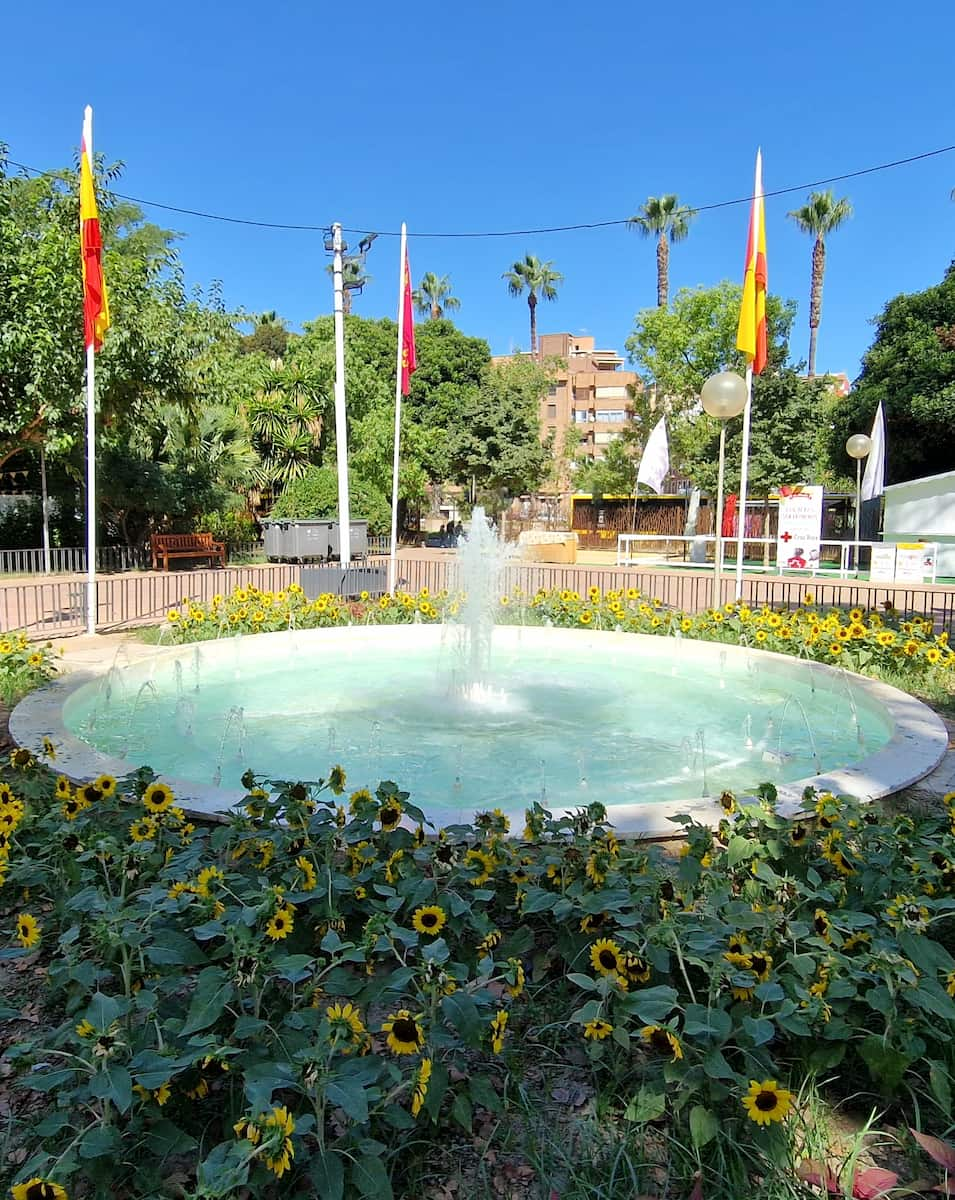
{"left": 382, "top": 1009, "right": 425, "bottom": 1055}
{"left": 489, "top": 1010, "right": 508, "bottom": 1054}
{"left": 142, "top": 782, "right": 175, "bottom": 814}
{"left": 411, "top": 1057, "right": 432, "bottom": 1117}
{"left": 16, "top": 912, "right": 41, "bottom": 949}
{"left": 94, "top": 774, "right": 117, "bottom": 798}
{"left": 265, "top": 905, "right": 295, "bottom": 941}
{"left": 295, "top": 856, "right": 318, "bottom": 891}
{"left": 411, "top": 905, "right": 447, "bottom": 936}
{"left": 11, "top": 1179, "right": 68, "bottom": 1200}
{"left": 590, "top": 938, "right": 624, "bottom": 977}
{"left": 640, "top": 1025, "right": 683, "bottom": 1060}
{"left": 129, "top": 818, "right": 157, "bottom": 843}
{"left": 742, "top": 1079, "right": 793, "bottom": 1125}
{"left": 583, "top": 1018, "right": 613, "bottom": 1041}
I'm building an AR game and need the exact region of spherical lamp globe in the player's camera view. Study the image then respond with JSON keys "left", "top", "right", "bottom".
{"left": 846, "top": 434, "right": 873, "bottom": 460}
{"left": 701, "top": 372, "right": 748, "bottom": 421}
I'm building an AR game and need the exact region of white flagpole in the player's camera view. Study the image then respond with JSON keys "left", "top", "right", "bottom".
{"left": 733, "top": 364, "right": 754, "bottom": 599}
{"left": 388, "top": 224, "right": 407, "bottom": 595}
{"left": 331, "top": 222, "right": 351, "bottom": 566}
{"left": 40, "top": 444, "right": 52, "bottom": 573}
{"left": 83, "top": 104, "right": 97, "bottom": 635}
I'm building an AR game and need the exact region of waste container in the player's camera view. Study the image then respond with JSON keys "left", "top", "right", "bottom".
{"left": 261, "top": 520, "right": 335, "bottom": 562}
{"left": 328, "top": 520, "right": 369, "bottom": 561}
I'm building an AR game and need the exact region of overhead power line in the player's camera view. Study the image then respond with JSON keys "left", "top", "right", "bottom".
{"left": 5, "top": 142, "right": 955, "bottom": 239}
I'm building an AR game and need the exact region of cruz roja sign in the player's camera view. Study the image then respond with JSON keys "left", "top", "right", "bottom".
{"left": 775, "top": 485, "right": 823, "bottom": 571}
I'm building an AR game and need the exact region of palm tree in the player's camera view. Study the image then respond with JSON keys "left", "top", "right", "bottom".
{"left": 626, "top": 195, "right": 694, "bottom": 308}
{"left": 325, "top": 261, "right": 372, "bottom": 314}
{"left": 413, "top": 272, "right": 461, "bottom": 320}
{"left": 502, "top": 254, "right": 562, "bottom": 357}
{"left": 787, "top": 190, "right": 853, "bottom": 377}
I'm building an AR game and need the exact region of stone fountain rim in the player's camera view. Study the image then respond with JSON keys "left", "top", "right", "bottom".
{"left": 10, "top": 624, "right": 948, "bottom": 836}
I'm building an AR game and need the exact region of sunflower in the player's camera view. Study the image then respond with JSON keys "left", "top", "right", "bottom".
{"left": 378, "top": 800, "right": 403, "bottom": 831}
{"left": 579, "top": 611, "right": 593, "bottom": 626}
{"left": 11, "top": 1179, "right": 68, "bottom": 1200}
{"left": 293, "top": 855, "right": 317, "bottom": 892}
{"left": 580, "top": 912, "right": 608, "bottom": 935}
{"left": 76, "top": 1019, "right": 95, "bottom": 1038}
{"left": 382, "top": 1009, "right": 425, "bottom": 1055}
{"left": 265, "top": 905, "right": 295, "bottom": 941}
{"left": 749, "top": 951, "right": 773, "bottom": 982}
{"left": 640, "top": 1025, "right": 683, "bottom": 1061}
{"left": 812, "top": 909, "right": 831, "bottom": 942}
{"left": 412, "top": 905, "right": 447, "bottom": 936}
{"left": 10, "top": 748, "right": 34, "bottom": 770}
{"left": 946, "top": 971, "right": 955, "bottom": 998}
{"left": 583, "top": 1018, "right": 613, "bottom": 1041}
{"left": 465, "top": 848, "right": 496, "bottom": 886}
{"left": 261, "top": 1105, "right": 296, "bottom": 1178}
{"left": 326, "top": 1002, "right": 367, "bottom": 1053}
{"left": 143, "top": 782, "right": 175, "bottom": 814}
{"left": 506, "top": 957, "right": 525, "bottom": 998}
{"left": 719, "top": 790, "right": 736, "bottom": 816}
{"left": 755, "top": 630, "right": 768, "bottom": 644}
{"left": 411, "top": 1057, "right": 432, "bottom": 1117}
{"left": 16, "top": 912, "right": 41, "bottom": 949}
{"left": 885, "top": 895, "right": 930, "bottom": 933}
{"left": 478, "top": 929, "right": 503, "bottom": 958}
{"left": 727, "top": 932, "right": 748, "bottom": 955}
{"left": 790, "top": 823, "right": 809, "bottom": 847}
{"left": 489, "top": 1010, "right": 508, "bottom": 1054}
{"left": 742, "top": 1079, "right": 793, "bottom": 1125}
{"left": 590, "top": 938, "right": 624, "bottom": 977}
{"left": 129, "top": 818, "right": 157, "bottom": 843}
{"left": 328, "top": 765, "right": 347, "bottom": 794}
{"left": 94, "top": 774, "right": 117, "bottom": 798}
{"left": 195, "top": 866, "right": 224, "bottom": 897}
{"left": 622, "top": 952, "right": 651, "bottom": 985}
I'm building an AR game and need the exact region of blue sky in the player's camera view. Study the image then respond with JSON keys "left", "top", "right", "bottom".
{"left": 4, "top": 0, "right": 954, "bottom": 380}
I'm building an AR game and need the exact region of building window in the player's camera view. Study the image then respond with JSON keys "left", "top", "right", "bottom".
{"left": 572, "top": 410, "right": 589, "bottom": 424}
{"left": 547, "top": 403, "right": 557, "bottom": 418}
{"left": 595, "top": 409, "right": 627, "bottom": 422}
{"left": 547, "top": 384, "right": 559, "bottom": 396}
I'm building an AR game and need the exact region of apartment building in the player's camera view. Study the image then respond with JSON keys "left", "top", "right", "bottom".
{"left": 535, "top": 332, "right": 640, "bottom": 470}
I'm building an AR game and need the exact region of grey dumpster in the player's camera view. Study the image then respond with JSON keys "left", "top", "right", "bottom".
{"left": 262, "top": 520, "right": 335, "bottom": 562}
{"left": 328, "top": 520, "right": 368, "bottom": 561}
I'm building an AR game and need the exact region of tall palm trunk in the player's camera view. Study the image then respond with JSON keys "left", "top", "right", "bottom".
{"left": 656, "top": 234, "right": 670, "bottom": 307}
{"left": 343, "top": 289, "right": 353, "bottom": 317}
{"left": 431, "top": 303, "right": 440, "bottom": 320}
{"left": 528, "top": 292, "right": 538, "bottom": 356}
{"left": 807, "top": 236, "right": 826, "bottom": 376}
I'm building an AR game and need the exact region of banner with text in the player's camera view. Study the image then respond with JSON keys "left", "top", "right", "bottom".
{"left": 776, "top": 486, "right": 823, "bottom": 571}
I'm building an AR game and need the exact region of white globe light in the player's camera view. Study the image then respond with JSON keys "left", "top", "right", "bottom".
{"left": 846, "top": 434, "right": 873, "bottom": 460}
{"left": 701, "top": 372, "right": 748, "bottom": 421}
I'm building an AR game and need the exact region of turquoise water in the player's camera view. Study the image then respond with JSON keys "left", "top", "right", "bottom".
{"left": 63, "top": 634, "right": 892, "bottom": 822}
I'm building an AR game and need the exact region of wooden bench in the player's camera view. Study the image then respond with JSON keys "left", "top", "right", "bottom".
{"left": 150, "top": 533, "right": 227, "bottom": 571}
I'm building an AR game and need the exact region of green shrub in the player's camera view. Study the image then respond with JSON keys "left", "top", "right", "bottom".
{"left": 3, "top": 749, "right": 955, "bottom": 1198}
{"left": 269, "top": 466, "right": 391, "bottom": 535}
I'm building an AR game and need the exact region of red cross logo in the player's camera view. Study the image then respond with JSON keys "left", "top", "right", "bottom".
{"left": 780, "top": 530, "right": 793, "bottom": 543}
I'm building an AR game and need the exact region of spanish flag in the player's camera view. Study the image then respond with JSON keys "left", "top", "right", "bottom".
{"left": 80, "top": 108, "right": 110, "bottom": 352}
{"left": 400, "top": 248, "right": 417, "bottom": 395}
{"left": 736, "top": 149, "right": 767, "bottom": 375}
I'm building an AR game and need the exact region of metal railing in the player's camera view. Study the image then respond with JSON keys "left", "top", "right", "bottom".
{"left": 0, "top": 542, "right": 263, "bottom": 576}
{"left": 5, "top": 555, "right": 955, "bottom": 638}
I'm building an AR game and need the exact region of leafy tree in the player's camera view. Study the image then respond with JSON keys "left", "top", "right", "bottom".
{"left": 244, "top": 359, "right": 329, "bottom": 491}
{"left": 573, "top": 434, "right": 641, "bottom": 496}
{"left": 625, "top": 282, "right": 796, "bottom": 402}
{"left": 502, "top": 254, "right": 562, "bottom": 357}
{"left": 413, "top": 272, "right": 461, "bottom": 320}
{"left": 787, "top": 190, "right": 853, "bottom": 376}
{"left": 446, "top": 356, "right": 552, "bottom": 502}
{"left": 627, "top": 194, "right": 695, "bottom": 308}
{"left": 825, "top": 262, "right": 955, "bottom": 485}
{"left": 269, "top": 464, "right": 392, "bottom": 534}
{"left": 239, "top": 311, "right": 291, "bottom": 359}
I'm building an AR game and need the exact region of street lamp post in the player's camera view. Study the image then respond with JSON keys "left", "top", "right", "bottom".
{"left": 846, "top": 433, "right": 872, "bottom": 576}
{"left": 701, "top": 372, "right": 748, "bottom": 610}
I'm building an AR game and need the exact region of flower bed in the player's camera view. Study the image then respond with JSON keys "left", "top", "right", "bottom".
{"left": 3, "top": 747, "right": 955, "bottom": 1197}
{"left": 160, "top": 582, "right": 955, "bottom": 693}
{"left": 0, "top": 634, "right": 59, "bottom": 706}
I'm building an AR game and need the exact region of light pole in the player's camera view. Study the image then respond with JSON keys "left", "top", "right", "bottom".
{"left": 701, "top": 372, "right": 748, "bottom": 610}
{"left": 846, "top": 433, "right": 872, "bottom": 576}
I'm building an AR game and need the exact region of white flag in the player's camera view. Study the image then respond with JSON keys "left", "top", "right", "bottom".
{"left": 860, "top": 402, "right": 886, "bottom": 501}
{"left": 636, "top": 417, "right": 669, "bottom": 494}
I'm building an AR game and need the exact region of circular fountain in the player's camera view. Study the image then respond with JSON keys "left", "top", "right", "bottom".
{"left": 11, "top": 511, "right": 949, "bottom": 834}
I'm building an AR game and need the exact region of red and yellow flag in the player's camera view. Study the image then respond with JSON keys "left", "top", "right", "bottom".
{"left": 80, "top": 114, "right": 110, "bottom": 352}
{"left": 736, "top": 149, "right": 767, "bottom": 375}
{"left": 400, "top": 249, "right": 417, "bottom": 395}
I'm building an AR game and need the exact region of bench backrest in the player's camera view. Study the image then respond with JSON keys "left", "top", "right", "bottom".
{"left": 151, "top": 533, "right": 214, "bottom": 549}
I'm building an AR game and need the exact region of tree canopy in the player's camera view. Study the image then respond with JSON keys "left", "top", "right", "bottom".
{"left": 826, "top": 262, "right": 955, "bottom": 485}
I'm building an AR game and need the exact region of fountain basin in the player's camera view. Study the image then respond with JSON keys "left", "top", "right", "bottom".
{"left": 11, "top": 625, "right": 948, "bottom": 835}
